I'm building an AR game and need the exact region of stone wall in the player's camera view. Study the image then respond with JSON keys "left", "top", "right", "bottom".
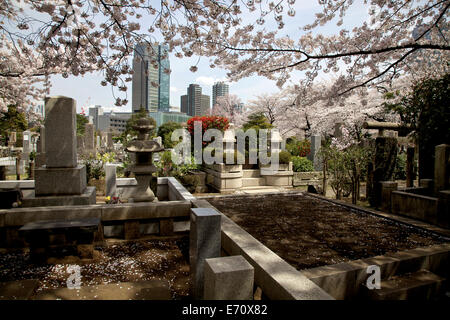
{"left": 293, "top": 171, "right": 323, "bottom": 187}
{"left": 391, "top": 191, "right": 440, "bottom": 225}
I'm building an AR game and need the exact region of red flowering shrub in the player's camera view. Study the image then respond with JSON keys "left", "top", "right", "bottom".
{"left": 187, "top": 116, "right": 230, "bottom": 146}
{"left": 287, "top": 139, "right": 311, "bottom": 157}
{"left": 187, "top": 116, "right": 229, "bottom": 138}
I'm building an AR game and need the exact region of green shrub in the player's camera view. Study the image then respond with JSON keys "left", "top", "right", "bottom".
{"left": 278, "top": 150, "right": 292, "bottom": 164}
{"left": 292, "top": 156, "right": 314, "bottom": 172}
{"left": 394, "top": 152, "right": 407, "bottom": 180}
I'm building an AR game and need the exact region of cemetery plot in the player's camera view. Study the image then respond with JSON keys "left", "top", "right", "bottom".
{"left": 0, "top": 237, "right": 190, "bottom": 300}
{"left": 206, "top": 193, "right": 449, "bottom": 270}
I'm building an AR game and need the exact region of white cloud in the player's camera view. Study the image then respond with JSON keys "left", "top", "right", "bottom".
{"left": 195, "top": 76, "right": 229, "bottom": 87}
{"left": 170, "top": 86, "right": 178, "bottom": 92}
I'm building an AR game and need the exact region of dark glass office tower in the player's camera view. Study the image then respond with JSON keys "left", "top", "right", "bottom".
{"left": 132, "top": 43, "right": 170, "bottom": 113}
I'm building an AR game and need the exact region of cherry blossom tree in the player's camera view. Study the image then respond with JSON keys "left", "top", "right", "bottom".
{"left": 211, "top": 93, "right": 245, "bottom": 126}
{"left": 244, "top": 90, "right": 304, "bottom": 137}
{"left": 1, "top": 0, "right": 448, "bottom": 113}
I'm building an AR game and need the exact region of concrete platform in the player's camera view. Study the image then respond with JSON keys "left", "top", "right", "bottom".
{"left": 32, "top": 280, "right": 172, "bottom": 300}
{"left": 21, "top": 186, "right": 96, "bottom": 207}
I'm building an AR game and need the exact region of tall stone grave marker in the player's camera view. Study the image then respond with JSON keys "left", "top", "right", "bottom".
{"left": 34, "top": 96, "right": 89, "bottom": 196}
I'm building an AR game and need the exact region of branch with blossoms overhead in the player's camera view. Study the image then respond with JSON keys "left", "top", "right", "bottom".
{"left": 1, "top": 0, "right": 449, "bottom": 113}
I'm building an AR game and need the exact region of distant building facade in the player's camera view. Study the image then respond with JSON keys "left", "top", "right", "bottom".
{"left": 97, "top": 111, "right": 190, "bottom": 133}
{"left": 180, "top": 84, "right": 211, "bottom": 116}
{"left": 89, "top": 105, "right": 104, "bottom": 130}
{"left": 212, "top": 81, "right": 229, "bottom": 107}
{"left": 132, "top": 43, "right": 170, "bottom": 113}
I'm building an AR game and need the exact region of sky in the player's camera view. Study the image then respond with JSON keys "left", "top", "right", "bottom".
{"left": 46, "top": 1, "right": 371, "bottom": 114}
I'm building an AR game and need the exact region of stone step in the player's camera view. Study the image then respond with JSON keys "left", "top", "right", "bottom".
{"left": 242, "top": 177, "right": 266, "bottom": 187}
{"left": 243, "top": 169, "right": 261, "bottom": 178}
{"left": 363, "top": 270, "right": 446, "bottom": 300}
{"left": 241, "top": 187, "right": 281, "bottom": 194}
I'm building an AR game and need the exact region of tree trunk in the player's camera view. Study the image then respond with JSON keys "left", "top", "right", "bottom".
{"left": 15, "top": 156, "right": 21, "bottom": 180}
{"left": 406, "top": 146, "right": 415, "bottom": 187}
{"left": 322, "top": 159, "right": 327, "bottom": 197}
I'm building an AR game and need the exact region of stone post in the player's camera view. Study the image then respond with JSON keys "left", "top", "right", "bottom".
{"left": 105, "top": 163, "right": 117, "bottom": 198}
{"left": 368, "top": 136, "right": 398, "bottom": 208}
{"left": 307, "top": 135, "right": 322, "bottom": 171}
{"left": 204, "top": 255, "right": 254, "bottom": 300}
{"left": 380, "top": 181, "right": 398, "bottom": 212}
{"left": 406, "top": 147, "right": 415, "bottom": 188}
{"left": 189, "top": 207, "right": 221, "bottom": 300}
{"left": 434, "top": 144, "right": 450, "bottom": 194}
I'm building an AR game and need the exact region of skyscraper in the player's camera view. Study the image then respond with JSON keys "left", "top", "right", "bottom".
{"left": 212, "top": 81, "right": 229, "bottom": 107}
{"left": 181, "top": 84, "right": 210, "bottom": 116}
{"left": 132, "top": 43, "right": 170, "bottom": 113}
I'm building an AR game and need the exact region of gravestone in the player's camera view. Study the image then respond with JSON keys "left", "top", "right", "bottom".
{"left": 26, "top": 96, "right": 95, "bottom": 206}
{"left": 107, "top": 132, "right": 114, "bottom": 150}
{"left": 105, "top": 163, "right": 117, "bottom": 198}
{"left": 307, "top": 135, "right": 322, "bottom": 171}
{"left": 22, "top": 130, "right": 31, "bottom": 161}
{"left": 189, "top": 207, "right": 221, "bottom": 300}
{"left": 8, "top": 132, "right": 16, "bottom": 147}
{"left": 84, "top": 123, "right": 95, "bottom": 152}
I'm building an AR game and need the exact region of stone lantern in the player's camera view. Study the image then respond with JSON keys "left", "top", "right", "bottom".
{"left": 125, "top": 117, "right": 164, "bottom": 202}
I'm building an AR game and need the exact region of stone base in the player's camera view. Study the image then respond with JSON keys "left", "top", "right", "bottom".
{"left": 21, "top": 187, "right": 96, "bottom": 207}
{"left": 35, "top": 165, "right": 87, "bottom": 196}
{"left": 264, "top": 172, "right": 293, "bottom": 186}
